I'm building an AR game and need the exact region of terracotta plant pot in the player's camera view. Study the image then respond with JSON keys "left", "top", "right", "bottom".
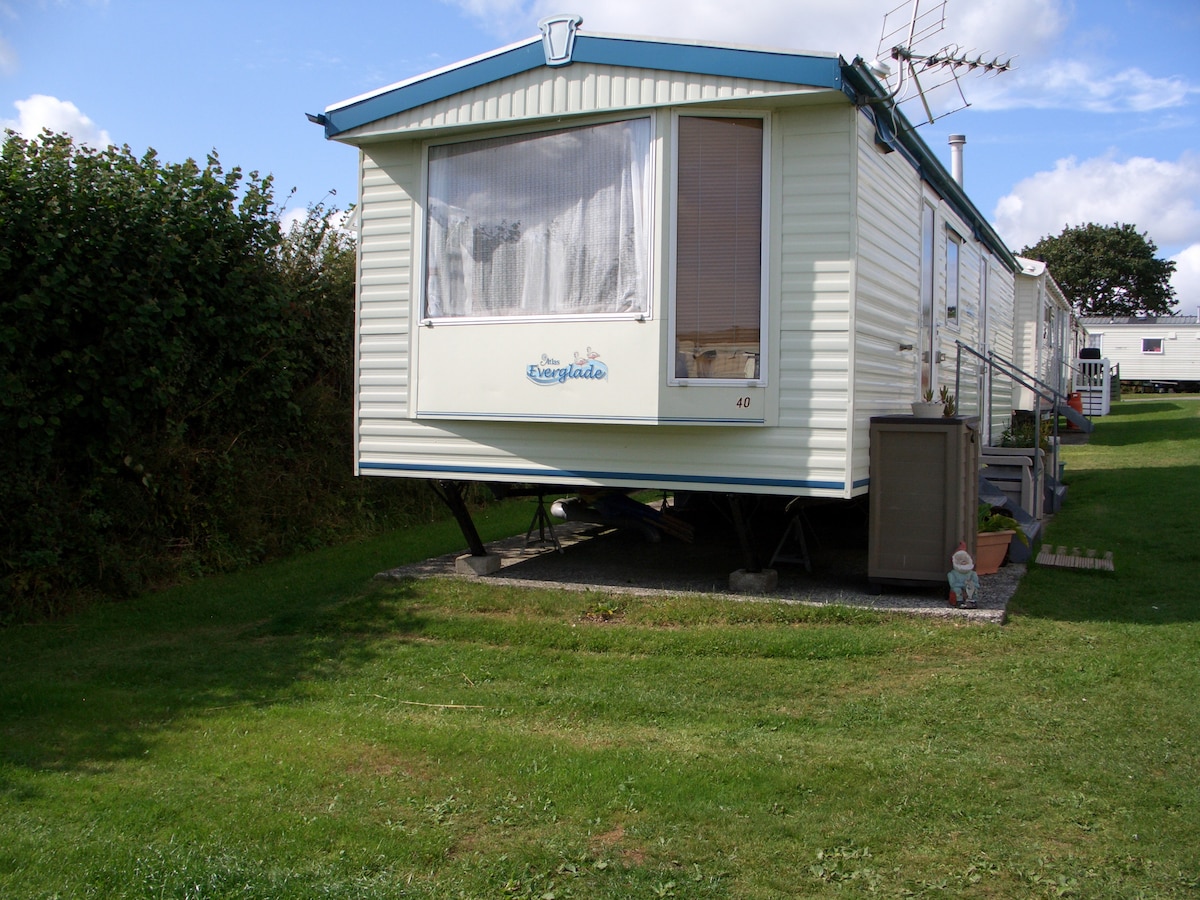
{"left": 975, "top": 529, "right": 1014, "bottom": 575}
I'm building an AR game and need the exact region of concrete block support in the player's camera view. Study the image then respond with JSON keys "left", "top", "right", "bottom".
{"left": 456, "top": 553, "right": 502, "bottom": 576}
{"left": 730, "top": 568, "right": 778, "bottom": 593}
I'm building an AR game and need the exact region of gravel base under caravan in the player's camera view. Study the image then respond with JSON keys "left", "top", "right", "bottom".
{"left": 383, "top": 512, "right": 1022, "bottom": 624}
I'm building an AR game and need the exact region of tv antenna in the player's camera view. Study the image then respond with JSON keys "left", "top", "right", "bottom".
{"left": 868, "top": 0, "right": 1013, "bottom": 127}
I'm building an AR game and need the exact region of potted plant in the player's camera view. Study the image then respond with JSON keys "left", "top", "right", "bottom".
{"left": 912, "top": 387, "right": 942, "bottom": 418}
{"left": 939, "top": 385, "right": 957, "bottom": 417}
{"left": 975, "top": 503, "right": 1029, "bottom": 575}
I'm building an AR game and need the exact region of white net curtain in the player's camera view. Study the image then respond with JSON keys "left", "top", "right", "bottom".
{"left": 425, "top": 118, "right": 652, "bottom": 318}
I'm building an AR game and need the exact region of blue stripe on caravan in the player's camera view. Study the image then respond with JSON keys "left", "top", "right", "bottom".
{"left": 359, "top": 461, "right": 845, "bottom": 492}
{"left": 417, "top": 411, "right": 766, "bottom": 425}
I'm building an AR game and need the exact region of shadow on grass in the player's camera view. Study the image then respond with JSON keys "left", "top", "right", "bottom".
{"left": 1007, "top": 566, "right": 1200, "bottom": 625}
{"left": 1013, "top": 400, "right": 1200, "bottom": 624}
{"left": 0, "top": 542, "right": 437, "bottom": 778}
{"left": 1082, "top": 400, "right": 1199, "bottom": 446}
{"left": 0, "top": 501, "right": 537, "bottom": 781}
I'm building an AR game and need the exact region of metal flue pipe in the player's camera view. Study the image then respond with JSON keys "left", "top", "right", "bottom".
{"left": 948, "top": 134, "right": 966, "bottom": 186}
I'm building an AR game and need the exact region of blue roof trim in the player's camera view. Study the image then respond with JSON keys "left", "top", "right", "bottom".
{"left": 321, "top": 40, "right": 547, "bottom": 138}
{"left": 320, "top": 34, "right": 843, "bottom": 139}
{"left": 359, "top": 461, "right": 845, "bottom": 492}
{"left": 570, "top": 36, "right": 842, "bottom": 90}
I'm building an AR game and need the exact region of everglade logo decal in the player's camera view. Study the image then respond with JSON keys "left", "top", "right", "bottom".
{"left": 526, "top": 349, "right": 609, "bottom": 386}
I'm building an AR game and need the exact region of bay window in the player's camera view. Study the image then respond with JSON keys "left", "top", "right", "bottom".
{"left": 424, "top": 117, "right": 652, "bottom": 319}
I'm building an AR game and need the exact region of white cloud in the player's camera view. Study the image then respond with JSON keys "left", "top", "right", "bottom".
{"left": 993, "top": 153, "right": 1200, "bottom": 253}
{"left": 970, "top": 62, "right": 1199, "bottom": 114}
{"left": 278, "top": 206, "right": 309, "bottom": 235}
{"left": 2, "top": 94, "right": 112, "bottom": 147}
{"left": 1170, "top": 244, "right": 1200, "bottom": 311}
{"left": 442, "top": 0, "right": 1198, "bottom": 118}
{"left": 950, "top": 0, "right": 1066, "bottom": 61}
{"left": 440, "top": 0, "right": 1066, "bottom": 63}
{"left": 278, "top": 203, "right": 358, "bottom": 238}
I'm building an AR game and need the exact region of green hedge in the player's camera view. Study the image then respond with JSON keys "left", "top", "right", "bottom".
{"left": 0, "top": 131, "right": 432, "bottom": 621}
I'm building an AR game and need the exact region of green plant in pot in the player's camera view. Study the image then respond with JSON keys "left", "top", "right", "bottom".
{"left": 975, "top": 503, "right": 1028, "bottom": 575}
{"left": 912, "top": 387, "right": 942, "bottom": 417}
{"left": 940, "top": 385, "right": 956, "bottom": 417}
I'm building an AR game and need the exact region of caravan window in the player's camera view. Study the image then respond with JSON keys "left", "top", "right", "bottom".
{"left": 945, "top": 230, "right": 962, "bottom": 327}
{"left": 424, "top": 118, "right": 652, "bottom": 319}
{"left": 673, "top": 115, "right": 766, "bottom": 382}
{"left": 1143, "top": 338, "right": 1164, "bottom": 354}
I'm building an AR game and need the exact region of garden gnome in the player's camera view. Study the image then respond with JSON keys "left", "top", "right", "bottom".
{"left": 947, "top": 544, "right": 979, "bottom": 609}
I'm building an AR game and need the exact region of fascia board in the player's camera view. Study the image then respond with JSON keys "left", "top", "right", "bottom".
{"left": 317, "top": 34, "right": 845, "bottom": 139}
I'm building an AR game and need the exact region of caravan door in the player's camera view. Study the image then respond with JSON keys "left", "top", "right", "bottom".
{"left": 919, "top": 200, "right": 937, "bottom": 396}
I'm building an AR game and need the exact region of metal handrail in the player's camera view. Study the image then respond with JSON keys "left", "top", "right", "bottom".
{"left": 954, "top": 340, "right": 1065, "bottom": 408}
{"left": 954, "top": 340, "right": 1076, "bottom": 518}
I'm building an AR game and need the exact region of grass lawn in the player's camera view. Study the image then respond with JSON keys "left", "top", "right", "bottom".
{"left": 2, "top": 401, "right": 1198, "bottom": 898}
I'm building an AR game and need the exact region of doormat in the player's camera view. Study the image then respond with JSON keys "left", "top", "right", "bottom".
{"left": 1035, "top": 545, "right": 1115, "bottom": 571}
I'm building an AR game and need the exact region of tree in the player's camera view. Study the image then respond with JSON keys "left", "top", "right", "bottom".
{"left": 1020, "top": 223, "right": 1176, "bottom": 318}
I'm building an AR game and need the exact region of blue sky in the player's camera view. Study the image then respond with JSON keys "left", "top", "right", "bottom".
{"left": 4, "top": 0, "right": 1199, "bottom": 304}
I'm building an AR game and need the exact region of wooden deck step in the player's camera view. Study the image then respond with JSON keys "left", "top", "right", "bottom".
{"left": 1035, "top": 545, "right": 1115, "bottom": 571}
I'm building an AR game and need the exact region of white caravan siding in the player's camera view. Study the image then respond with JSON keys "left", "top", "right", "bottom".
{"left": 352, "top": 91, "right": 864, "bottom": 496}
{"left": 776, "top": 104, "right": 854, "bottom": 490}
{"left": 1012, "top": 271, "right": 1040, "bottom": 410}
{"left": 934, "top": 207, "right": 986, "bottom": 418}
{"left": 849, "top": 112, "right": 922, "bottom": 487}
{"left": 845, "top": 105, "right": 1008, "bottom": 469}
{"left": 357, "top": 144, "right": 417, "bottom": 442}
{"left": 984, "top": 257, "right": 1017, "bottom": 442}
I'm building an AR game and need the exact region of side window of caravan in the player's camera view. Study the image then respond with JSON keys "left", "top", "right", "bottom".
{"left": 944, "top": 230, "right": 962, "bottom": 328}
{"left": 1143, "top": 338, "right": 1164, "bottom": 354}
{"left": 673, "top": 115, "right": 766, "bottom": 382}
{"left": 423, "top": 117, "right": 653, "bottom": 320}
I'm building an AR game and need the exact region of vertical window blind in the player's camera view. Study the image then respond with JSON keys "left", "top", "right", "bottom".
{"left": 674, "top": 116, "right": 764, "bottom": 380}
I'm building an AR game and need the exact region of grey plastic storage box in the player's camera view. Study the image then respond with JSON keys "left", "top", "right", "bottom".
{"left": 868, "top": 416, "right": 979, "bottom": 587}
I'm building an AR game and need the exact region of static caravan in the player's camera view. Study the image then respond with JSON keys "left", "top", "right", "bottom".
{"left": 313, "top": 18, "right": 1020, "bottom": 524}
{"left": 1080, "top": 316, "right": 1200, "bottom": 392}
{"left": 1012, "top": 257, "right": 1074, "bottom": 413}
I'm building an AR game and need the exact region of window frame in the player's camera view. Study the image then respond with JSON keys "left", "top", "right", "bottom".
{"left": 418, "top": 114, "right": 657, "bottom": 326}
{"left": 667, "top": 109, "right": 771, "bottom": 387}
{"left": 1142, "top": 337, "right": 1165, "bottom": 354}
{"left": 944, "top": 227, "right": 963, "bottom": 330}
